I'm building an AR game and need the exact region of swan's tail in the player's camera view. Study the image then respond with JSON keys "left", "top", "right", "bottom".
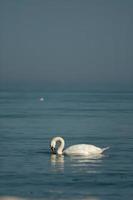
{"left": 102, "top": 147, "right": 110, "bottom": 152}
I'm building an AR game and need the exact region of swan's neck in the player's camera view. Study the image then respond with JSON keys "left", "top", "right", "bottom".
{"left": 55, "top": 137, "right": 65, "bottom": 155}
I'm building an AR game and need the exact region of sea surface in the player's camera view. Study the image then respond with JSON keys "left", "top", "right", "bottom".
{"left": 0, "top": 90, "right": 133, "bottom": 200}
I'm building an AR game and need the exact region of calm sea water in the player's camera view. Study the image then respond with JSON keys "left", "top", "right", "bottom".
{"left": 0, "top": 90, "right": 133, "bottom": 200}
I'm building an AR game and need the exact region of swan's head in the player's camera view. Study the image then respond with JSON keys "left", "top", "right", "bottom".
{"left": 50, "top": 139, "right": 56, "bottom": 153}
{"left": 50, "top": 137, "right": 65, "bottom": 154}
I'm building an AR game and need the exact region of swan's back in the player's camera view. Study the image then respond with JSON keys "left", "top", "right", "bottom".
{"left": 63, "top": 144, "right": 104, "bottom": 156}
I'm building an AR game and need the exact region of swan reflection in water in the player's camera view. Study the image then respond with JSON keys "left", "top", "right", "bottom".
{"left": 50, "top": 154, "right": 104, "bottom": 173}
{"left": 50, "top": 154, "right": 65, "bottom": 172}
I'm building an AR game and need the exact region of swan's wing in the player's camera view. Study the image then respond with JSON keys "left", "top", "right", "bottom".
{"left": 63, "top": 144, "right": 103, "bottom": 155}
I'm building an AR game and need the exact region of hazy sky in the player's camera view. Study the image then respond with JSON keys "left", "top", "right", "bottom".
{"left": 0, "top": 0, "right": 133, "bottom": 90}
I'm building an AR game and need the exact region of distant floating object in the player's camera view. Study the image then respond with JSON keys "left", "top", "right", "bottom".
{"left": 40, "top": 97, "right": 44, "bottom": 101}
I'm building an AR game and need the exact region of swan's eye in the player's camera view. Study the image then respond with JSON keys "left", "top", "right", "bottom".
{"left": 50, "top": 146, "right": 55, "bottom": 153}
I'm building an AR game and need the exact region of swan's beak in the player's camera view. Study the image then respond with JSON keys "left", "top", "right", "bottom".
{"left": 50, "top": 146, "right": 55, "bottom": 153}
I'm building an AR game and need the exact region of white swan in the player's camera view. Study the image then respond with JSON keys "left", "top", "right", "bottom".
{"left": 50, "top": 136, "right": 109, "bottom": 156}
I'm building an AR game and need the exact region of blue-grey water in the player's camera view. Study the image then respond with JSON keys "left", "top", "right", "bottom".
{"left": 0, "top": 90, "right": 133, "bottom": 200}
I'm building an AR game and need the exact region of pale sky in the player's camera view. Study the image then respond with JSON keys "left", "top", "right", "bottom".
{"left": 0, "top": 0, "right": 133, "bottom": 90}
